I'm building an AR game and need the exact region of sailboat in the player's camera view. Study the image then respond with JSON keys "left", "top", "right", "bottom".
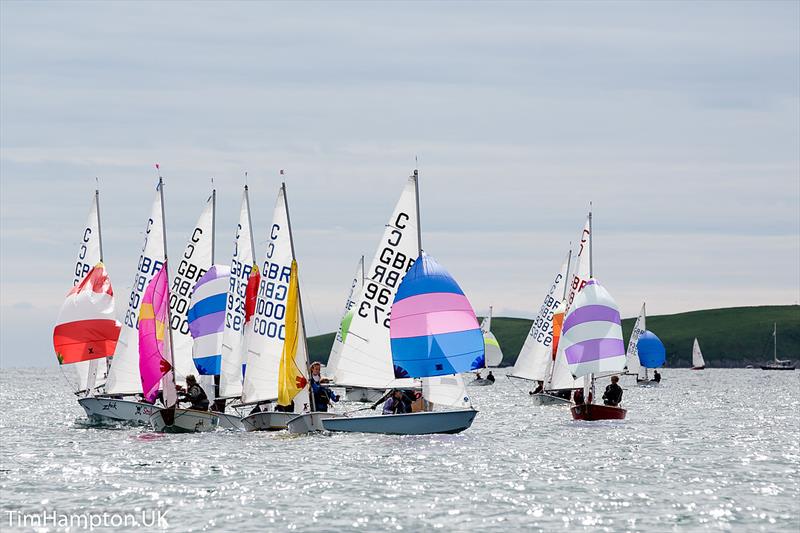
{"left": 322, "top": 169, "right": 480, "bottom": 435}
{"left": 324, "top": 255, "right": 365, "bottom": 382}
{"left": 761, "top": 323, "right": 795, "bottom": 370}
{"left": 624, "top": 303, "right": 646, "bottom": 377}
{"left": 328, "top": 174, "right": 421, "bottom": 403}
{"left": 240, "top": 182, "right": 314, "bottom": 431}
{"left": 691, "top": 338, "right": 705, "bottom": 370}
{"left": 79, "top": 182, "right": 170, "bottom": 424}
{"left": 58, "top": 188, "right": 112, "bottom": 397}
{"left": 146, "top": 179, "right": 221, "bottom": 432}
{"left": 636, "top": 330, "right": 666, "bottom": 385}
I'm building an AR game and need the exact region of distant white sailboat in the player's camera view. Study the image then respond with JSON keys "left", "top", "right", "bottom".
{"left": 625, "top": 303, "right": 646, "bottom": 377}
{"left": 480, "top": 306, "right": 504, "bottom": 368}
{"left": 691, "top": 338, "right": 705, "bottom": 370}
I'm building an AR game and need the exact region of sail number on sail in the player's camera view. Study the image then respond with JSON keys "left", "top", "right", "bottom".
{"left": 169, "top": 226, "right": 208, "bottom": 335}
{"left": 73, "top": 225, "right": 96, "bottom": 285}
{"left": 358, "top": 211, "right": 415, "bottom": 328}
{"left": 226, "top": 223, "right": 253, "bottom": 332}
{"left": 253, "top": 223, "right": 291, "bottom": 340}
{"left": 528, "top": 272, "right": 564, "bottom": 347}
{"left": 124, "top": 220, "right": 163, "bottom": 330}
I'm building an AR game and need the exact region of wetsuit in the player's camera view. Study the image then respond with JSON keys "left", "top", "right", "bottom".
{"left": 602, "top": 383, "right": 623, "bottom": 406}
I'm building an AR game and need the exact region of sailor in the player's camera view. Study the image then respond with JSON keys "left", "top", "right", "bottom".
{"left": 653, "top": 370, "right": 662, "bottom": 383}
{"left": 178, "top": 375, "right": 210, "bottom": 411}
{"left": 530, "top": 381, "right": 544, "bottom": 395}
{"left": 602, "top": 376, "right": 623, "bottom": 406}
{"left": 309, "top": 361, "right": 339, "bottom": 412}
{"left": 382, "top": 389, "right": 409, "bottom": 415}
{"left": 475, "top": 371, "right": 483, "bottom": 380}
{"left": 486, "top": 371, "right": 496, "bottom": 383}
{"left": 573, "top": 388, "right": 585, "bottom": 405}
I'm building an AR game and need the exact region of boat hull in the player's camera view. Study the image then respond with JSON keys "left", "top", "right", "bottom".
{"left": 241, "top": 411, "right": 297, "bottom": 431}
{"left": 570, "top": 403, "right": 627, "bottom": 421}
{"left": 287, "top": 412, "right": 346, "bottom": 434}
{"left": 149, "top": 408, "right": 219, "bottom": 433}
{"left": 691, "top": 366, "right": 705, "bottom": 370}
{"left": 214, "top": 411, "right": 244, "bottom": 430}
{"left": 529, "top": 392, "right": 572, "bottom": 406}
{"left": 322, "top": 409, "right": 478, "bottom": 435}
{"left": 343, "top": 387, "right": 387, "bottom": 403}
{"left": 78, "top": 397, "right": 158, "bottom": 425}
{"left": 468, "top": 379, "right": 494, "bottom": 387}
{"left": 760, "top": 365, "right": 796, "bottom": 370}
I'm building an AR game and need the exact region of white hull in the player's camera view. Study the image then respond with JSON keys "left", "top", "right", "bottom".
{"left": 529, "top": 392, "right": 572, "bottom": 406}
{"left": 150, "top": 408, "right": 219, "bottom": 433}
{"left": 78, "top": 397, "right": 159, "bottom": 425}
{"left": 241, "top": 411, "right": 297, "bottom": 431}
{"left": 287, "top": 412, "right": 347, "bottom": 434}
{"left": 214, "top": 411, "right": 244, "bottom": 430}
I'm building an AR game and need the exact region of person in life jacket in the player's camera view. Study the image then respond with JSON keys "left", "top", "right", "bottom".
{"left": 178, "top": 375, "right": 210, "bottom": 411}
{"left": 486, "top": 371, "right": 496, "bottom": 383}
{"left": 602, "top": 376, "right": 624, "bottom": 406}
{"left": 309, "top": 361, "right": 339, "bottom": 412}
{"left": 382, "top": 389, "right": 410, "bottom": 415}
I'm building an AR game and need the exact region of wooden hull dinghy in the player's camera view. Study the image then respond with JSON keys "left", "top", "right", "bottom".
{"left": 287, "top": 412, "right": 347, "bottom": 434}
{"left": 321, "top": 409, "right": 478, "bottom": 435}
{"left": 149, "top": 407, "right": 219, "bottom": 433}
{"left": 529, "top": 392, "right": 572, "bottom": 406}
{"left": 570, "top": 403, "right": 627, "bottom": 421}
{"left": 241, "top": 411, "right": 297, "bottom": 431}
{"left": 78, "top": 397, "right": 159, "bottom": 425}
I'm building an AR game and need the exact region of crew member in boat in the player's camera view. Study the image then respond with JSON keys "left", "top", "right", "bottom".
{"left": 653, "top": 370, "right": 662, "bottom": 383}
{"left": 486, "top": 371, "right": 496, "bottom": 383}
{"left": 530, "top": 381, "right": 544, "bottom": 395}
{"left": 573, "top": 388, "right": 585, "bottom": 405}
{"left": 382, "top": 389, "right": 410, "bottom": 415}
{"left": 602, "top": 376, "right": 623, "bottom": 407}
{"left": 309, "top": 361, "right": 339, "bottom": 412}
{"left": 475, "top": 371, "right": 483, "bottom": 380}
{"left": 177, "top": 375, "right": 210, "bottom": 411}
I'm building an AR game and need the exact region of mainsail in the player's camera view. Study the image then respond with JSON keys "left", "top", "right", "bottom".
{"left": 562, "top": 279, "right": 626, "bottom": 378}
{"left": 69, "top": 191, "right": 106, "bottom": 392}
{"left": 480, "top": 307, "right": 504, "bottom": 367}
{"left": 325, "top": 255, "right": 365, "bottom": 380}
{"left": 169, "top": 193, "right": 215, "bottom": 384}
{"left": 105, "top": 185, "right": 165, "bottom": 395}
{"left": 511, "top": 250, "right": 571, "bottom": 382}
{"left": 333, "top": 176, "right": 419, "bottom": 389}
{"left": 692, "top": 338, "right": 705, "bottom": 368}
{"left": 219, "top": 187, "right": 256, "bottom": 398}
{"left": 625, "top": 303, "right": 646, "bottom": 376}
{"left": 389, "top": 252, "right": 484, "bottom": 378}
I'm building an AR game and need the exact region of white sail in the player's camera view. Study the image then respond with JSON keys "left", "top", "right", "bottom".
{"left": 423, "top": 374, "right": 470, "bottom": 409}
{"left": 550, "top": 216, "right": 592, "bottom": 390}
{"left": 326, "top": 255, "right": 365, "bottom": 380}
{"left": 71, "top": 192, "right": 105, "bottom": 392}
{"left": 626, "top": 303, "right": 646, "bottom": 375}
{"left": 170, "top": 194, "right": 215, "bottom": 385}
{"left": 692, "top": 338, "right": 705, "bottom": 368}
{"left": 242, "top": 187, "right": 294, "bottom": 404}
{"left": 511, "top": 251, "right": 571, "bottom": 382}
{"left": 219, "top": 188, "right": 256, "bottom": 398}
{"left": 333, "top": 176, "right": 419, "bottom": 389}
{"left": 480, "top": 307, "right": 504, "bottom": 367}
{"left": 105, "top": 187, "right": 165, "bottom": 395}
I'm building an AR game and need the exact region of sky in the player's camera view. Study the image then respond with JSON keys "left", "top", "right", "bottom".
{"left": 1, "top": 1, "right": 798, "bottom": 368}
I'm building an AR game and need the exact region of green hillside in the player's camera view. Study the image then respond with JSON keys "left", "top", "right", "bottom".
{"left": 308, "top": 305, "right": 800, "bottom": 368}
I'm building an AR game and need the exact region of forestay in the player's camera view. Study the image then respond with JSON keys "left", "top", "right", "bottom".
{"left": 333, "top": 177, "right": 419, "bottom": 389}
{"left": 562, "top": 279, "right": 626, "bottom": 378}
{"left": 326, "top": 255, "right": 365, "bottom": 380}
{"left": 188, "top": 265, "right": 230, "bottom": 375}
{"left": 105, "top": 186, "right": 165, "bottom": 395}
{"left": 625, "top": 303, "right": 646, "bottom": 375}
{"left": 242, "top": 187, "right": 293, "bottom": 404}
{"left": 169, "top": 194, "right": 214, "bottom": 385}
{"left": 389, "top": 252, "right": 484, "bottom": 378}
{"left": 511, "top": 250, "right": 571, "bottom": 382}
{"left": 219, "top": 188, "right": 256, "bottom": 398}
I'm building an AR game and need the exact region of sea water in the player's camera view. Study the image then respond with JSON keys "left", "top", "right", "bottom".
{"left": 0, "top": 368, "right": 798, "bottom": 532}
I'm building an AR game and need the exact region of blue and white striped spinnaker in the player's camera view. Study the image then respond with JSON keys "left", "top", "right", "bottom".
{"left": 188, "top": 265, "right": 230, "bottom": 375}
{"left": 561, "top": 279, "right": 626, "bottom": 378}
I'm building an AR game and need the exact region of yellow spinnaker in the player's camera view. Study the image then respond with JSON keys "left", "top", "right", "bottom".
{"left": 278, "top": 260, "right": 308, "bottom": 406}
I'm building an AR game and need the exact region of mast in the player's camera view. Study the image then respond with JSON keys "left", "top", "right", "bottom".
{"left": 244, "top": 183, "right": 257, "bottom": 261}
{"left": 211, "top": 185, "right": 216, "bottom": 264}
{"left": 587, "top": 205, "right": 595, "bottom": 400}
{"left": 360, "top": 254, "right": 366, "bottom": 283}
{"left": 774, "top": 323, "right": 778, "bottom": 363}
{"left": 87, "top": 183, "right": 104, "bottom": 393}
{"left": 562, "top": 247, "right": 572, "bottom": 300}
{"left": 413, "top": 168, "right": 422, "bottom": 255}
{"left": 281, "top": 181, "right": 315, "bottom": 412}
{"left": 158, "top": 175, "right": 178, "bottom": 405}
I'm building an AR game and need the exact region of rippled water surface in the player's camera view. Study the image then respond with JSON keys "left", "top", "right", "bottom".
{"left": 1, "top": 368, "right": 798, "bottom": 532}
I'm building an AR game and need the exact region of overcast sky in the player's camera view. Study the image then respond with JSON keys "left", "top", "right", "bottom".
{"left": 1, "top": 1, "right": 798, "bottom": 368}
